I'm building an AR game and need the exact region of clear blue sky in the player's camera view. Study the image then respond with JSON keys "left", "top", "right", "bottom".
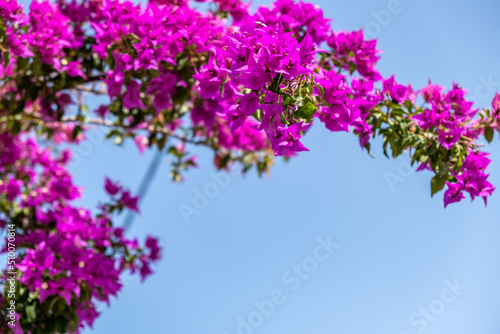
{"left": 36, "top": 0, "right": 500, "bottom": 333}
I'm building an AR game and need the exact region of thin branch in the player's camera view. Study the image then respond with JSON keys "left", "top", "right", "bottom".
{"left": 73, "top": 84, "right": 108, "bottom": 95}
{"left": 61, "top": 116, "right": 208, "bottom": 146}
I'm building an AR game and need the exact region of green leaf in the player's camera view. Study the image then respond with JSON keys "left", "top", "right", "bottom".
{"left": 219, "top": 81, "right": 225, "bottom": 97}
{"left": 157, "top": 134, "right": 167, "bottom": 151}
{"left": 27, "top": 83, "right": 39, "bottom": 101}
{"left": 17, "top": 57, "right": 29, "bottom": 71}
{"left": 25, "top": 304, "right": 36, "bottom": 322}
{"left": 363, "top": 142, "right": 374, "bottom": 158}
{"left": 55, "top": 316, "right": 68, "bottom": 333}
{"left": 383, "top": 141, "right": 390, "bottom": 158}
{"left": 431, "top": 174, "right": 448, "bottom": 197}
{"left": 106, "top": 129, "right": 121, "bottom": 139}
{"left": 50, "top": 297, "right": 67, "bottom": 315}
{"left": 68, "top": 311, "right": 79, "bottom": 332}
{"left": 270, "top": 73, "right": 283, "bottom": 93}
{"left": 176, "top": 56, "right": 188, "bottom": 70}
{"left": 217, "top": 154, "right": 231, "bottom": 169}
{"left": 71, "top": 125, "right": 82, "bottom": 140}
{"left": 11, "top": 100, "right": 26, "bottom": 115}
{"left": 404, "top": 100, "right": 413, "bottom": 112}
{"left": 314, "top": 84, "right": 325, "bottom": 101}
{"left": 168, "top": 145, "right": 183, "bottom": 158}
{"left": 282, "top": 93, "right": 296, "bottom": 105}
{"left": 349, "top": 62, "right": 356, "bottom": 74}
{"left": 11, "top": 119, "right": 22, "bottom": 135}
{"left": 485, "top": 126, "right": 494, "bottom": 143}
{"left": 32, "top": 59, "right": 42, "bottom": 75}
{"left": 295, "top": 102, "right": 317, "bottom": 120}
{"left": 280, "top": 113, "right": 288, "bottom": 125}
{"left": 251, "top": 108, "right": 262, "bottom": 121}
{"left": 0, "top": 27, "right": 5, "bottom": 44}
{"left": 3, "top": 50, "right": 10, "bottom": 68}
{"left": 391, "top": 108, "right": 406, "bottom": 116}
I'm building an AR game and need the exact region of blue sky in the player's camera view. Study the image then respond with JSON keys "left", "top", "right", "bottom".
{"left": 40, "top": 0, "right": 500, "bottom": 333}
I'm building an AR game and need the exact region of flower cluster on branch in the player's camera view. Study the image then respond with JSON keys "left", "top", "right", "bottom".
{"left": 0, "top": 0, "right": 498, "bottom": 332}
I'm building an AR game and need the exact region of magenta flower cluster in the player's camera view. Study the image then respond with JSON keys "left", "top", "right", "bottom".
{"left": 443, "top": 151, "right": 494, "bottom": 207}
{"left": 194, "top": 21, "right": 321, "bottom": 155}
{"left": 0, "top": 132, "right": 160, "bottom": 332}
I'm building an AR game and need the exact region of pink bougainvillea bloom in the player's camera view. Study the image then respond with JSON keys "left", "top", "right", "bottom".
{"left": 134, "top": 135, "right": 149, "bottom": 154}
{"left": 104, "top": 177, "right": 121, "bottom": 196}
{"left": 319, "top": 102, "right": 352, "bottom": 132}
{"left": 390, "top": 84, "right": 408, "bottom": 103}
{"left": 95, "top": 105, "right": 109, "bottom": 118}
{"left": 191, "top": 99, "right": 221, "bottom": 127}
{"left": 492, "top": 92, "right": 500, "bottom": 112}
{"left": 438, "top": 125, "right": 462, "bottom": 150}
{"left": 123, "top": 80, "right": 146, "bottom": 109}
{"left": 405, "top": 84, "right": 417, "bottom": 103}
{"left": 410, "top": 109, "right": 440, "bottom": 130}
{"left": 192, "top": 56, "right": 224, "bottom": 98}
{"left": 120, "top": 191, "right": 140, "bottom": 213}
{"left": 268, "top": 122, "right": 309, "bottom": 156}
{"left": 457, "top": 151, "right": 496, "bottom": 205}
{"left": 134, "top": 49, "right": 157, "bottom": 71}
{"left": 105, "top": 70, "right": 124, "bottom": 98}
{"left": 445, "top": 84, "right": 466, "bottom": 104}
{"left": 114, "top": 53, "right": 134, "bottom": 71}
{"left": 382, "top": 75, "right": 396, "bottom": 93}
{"left": 261, "top": 91, "right": 284, "bottom": 116}
{"left": 63, "top": 60, "right": 87, "bottom": 79}
{"left": 2, "top": 177, "right": 22, "bottom": 201}
{"left": 416, "top": 161, "right": 433, "bottom": 172}
{"left": 237, "top": 63, "right": 272, "bottom": 90}
{"left": 298, "top": 33, "right": 321, "bottom": 65}
{"left": 139, "top": 259, "right": 153, "bottom": 281}
{"left": 419, "top": 80, "right": 444, "bottom": 103}
{"left": 354, "top": 121, "right": 373, "bottom": 148}
{"left": 254, "top": 112, "right": 280, "bottom": 137}
{"left": 240, "top": 92, "right": 260, "bottom": 116}
{"left": 145, "top": 236, "right": 161, "bottom": 261}
{"left": 57, "top": 93, "right": 74, "bottom": 109}
{"left": 443, "top": 182, "right": 465, "bottom": 208}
